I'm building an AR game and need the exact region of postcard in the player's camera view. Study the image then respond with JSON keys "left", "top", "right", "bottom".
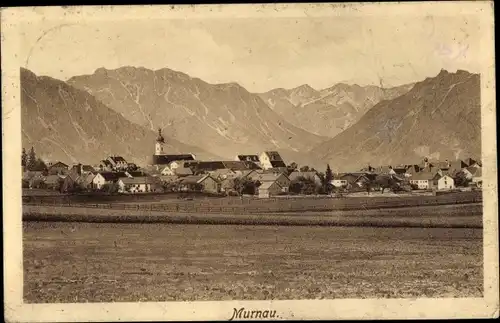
{"left": 2, "top": 2, "right": 498, "bottom": 322}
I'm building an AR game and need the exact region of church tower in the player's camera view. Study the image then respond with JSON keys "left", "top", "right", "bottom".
{"left": 155, "top": 128, "right": 165, "bottom": 155}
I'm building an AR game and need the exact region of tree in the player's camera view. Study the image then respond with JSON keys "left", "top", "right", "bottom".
{"left": 288, "top": 162, "right": 298, "bottom": 170}
{"left": 232, "top": 177, "right": 258, "bottom": 195}
{"left": 299, "top": 165, "right": 310, "bottom": 172}
{"left": 289, "top": 176, "right": 317, "bottom": 195}
{"left": 21, "top": 148, "right": 27, "bottom": 167}
{"left": 27, "top": 147, "right": 37, "bottom": 170}
{"left": 324, "top": 164, "right": 334, "bottom": 194}
{"left": 454, "top": 171, "right": 471, "bottom": 187}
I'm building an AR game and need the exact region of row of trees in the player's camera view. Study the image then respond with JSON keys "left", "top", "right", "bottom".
{"left": 22, "top": 147, "right": 48, "bottom": 171}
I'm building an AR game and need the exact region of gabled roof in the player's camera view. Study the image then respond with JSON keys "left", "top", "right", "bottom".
{"left": 465, "top": 166, "right": 482, "bottom": 176}
{"left": 259, "top": 181, "right": 281, "bottom": 190}
{"left": 256, "top": 172, "right": 290, "bottom": 182}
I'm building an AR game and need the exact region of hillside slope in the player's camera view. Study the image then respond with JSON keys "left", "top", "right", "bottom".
{"left": 21, "top": 68, "right": 216, "bottom": 166}
{"left": 311, "top": 69, "right": 481, "bottom": 172}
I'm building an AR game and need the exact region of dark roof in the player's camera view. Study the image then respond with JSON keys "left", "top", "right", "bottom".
{"left": 153, "top": 154, "right": 195, "bottom": 165}
{"left": 82, "top": 165, "right": 95, "bottom": 172}
{"left": 270, "top": 160, "right": 287, "bottom": 168}
{"left": 127, "top": 171, "right": 148, "bottom": 177}
{"left": 222, "top": 161, "right": 255, "bottom": 171}
{"left": 236, "top": 155, "right": 260, "bottom": 162}
{"left": 108, "top": 156, "right": 127, "bottom": 163}
{"left": 100, "top": 160, "right": 113, "bottom": 167}
{"left": 264, "top": 151, "right": 283, "bottom": 161}
{"left": 192, "top": 161, "right": 226, "bottom": 171}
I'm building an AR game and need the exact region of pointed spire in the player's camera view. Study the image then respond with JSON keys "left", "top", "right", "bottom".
{"left": 156, "top": 127, "right": 165, "bottom": 143}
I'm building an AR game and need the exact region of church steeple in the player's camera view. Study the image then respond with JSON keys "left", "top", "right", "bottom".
{"left": 155, "top": 128, "right": 165, "bottom": 155}
{"left": 156, "top": 128, "right": 165, "bottom": 144}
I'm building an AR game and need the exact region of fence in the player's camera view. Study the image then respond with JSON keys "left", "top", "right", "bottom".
{"left": 23, "top": 191, "right": 483, "bottom": 214}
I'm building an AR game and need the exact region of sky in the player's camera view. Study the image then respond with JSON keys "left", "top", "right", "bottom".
{"left": 20, "top": 14, "right": 480, "bottom": 92}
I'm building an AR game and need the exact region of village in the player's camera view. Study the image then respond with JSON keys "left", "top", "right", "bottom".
{"left": 22, "top": 129, "right": 483, "bottom": 198}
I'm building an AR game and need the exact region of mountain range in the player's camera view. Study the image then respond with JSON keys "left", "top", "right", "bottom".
{"left": 311, "top": 69, "right": 481, "bottom": 172}
{"left": 67, "top": 67, "right": 327, "bottom": 167}
{"left": 21, "top": 66, "right": 481, "bottom": 172}
{"left": 257, "top": 82, "right": 414, "bottom": 137}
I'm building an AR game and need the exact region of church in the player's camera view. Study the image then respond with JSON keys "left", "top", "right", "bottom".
{"left": 151, "top": 128, "right": 196, "bottom": 166}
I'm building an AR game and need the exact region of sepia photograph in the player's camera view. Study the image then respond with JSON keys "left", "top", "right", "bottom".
{"left": 2, "top": 2, "right": 498, "bottom": 321}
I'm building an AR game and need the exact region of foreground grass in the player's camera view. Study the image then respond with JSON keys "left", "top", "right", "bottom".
{"left": 23, "top": 223, "right": 483, "bottom": 303}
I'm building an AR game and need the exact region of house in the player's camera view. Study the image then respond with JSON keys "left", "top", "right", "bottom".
{"left": 47, "top": 161, "right": 69, "bottom": 175}
{"left": 160, "top": 160, "right": 194, "bottom": 175}
{"left": 117, "top": 176, "right": 155, "bottom": 193}
{"left": 107, "top": 156, "right": 128, "bottom": 170}
{"left": 254, "top": 173, "right": 292, "bottom": 195}
{"left": 433, "top": 174, "right": 455, "bottom": 190}
{"left": 70, "top": 164, "right": 96, "bottom": 177}
{"left": 288, "top": 171, "right": 322, "bottom": 186}
{"left": 258, "top": 181, "right": 285, "bottom": 198}
{"left": 331, "top": 173, "right": 348, "bottom": 188}
{"left": 464, "top": 158, "right": 481, "bottom": 168}
{"left": 409, "top": 173, "right": 435, "bottom": 190}
{"left": 471, "top": 168, "right": 482, "bottom": 187}
{"left": 259, "top": 151, "right": 286, "bottom": 170}
{"left": 92, "top": 172, "right": 127, "bottom": 190}
{"left": 99, "top": 160, "right": 114, "bottom": 172}
{"left": 209, "top": 168, "right": 238, "bottom": 181}
{"left": 462, "top": 166, "right": 482, "bottom": 187}
{"left": 178, "top": 175, "right": 220, "bottom": 193}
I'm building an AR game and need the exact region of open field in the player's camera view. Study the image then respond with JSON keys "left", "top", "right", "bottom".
{"left": 23, "top": 203, "right": 483, "bottom": 228}
{"left": 23, "top": 222, "right": 483, "bottom": 303}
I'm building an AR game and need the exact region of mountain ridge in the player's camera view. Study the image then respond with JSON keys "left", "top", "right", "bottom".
{"left": 21, "top": 67, "right": 219, "bottom": 166}
{"left": 67, "top": 66, "right": 328, "bottom": 167}
{"left": 310, "top": 69, "right": 481, "bottom": 172}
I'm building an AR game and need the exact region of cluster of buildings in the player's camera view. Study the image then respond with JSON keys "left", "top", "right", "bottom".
{"left": 22, "top": 129, "right": 483, "bottom": 197}
{"left": 332, "top": 157, "right": 482, "bottom": 191}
